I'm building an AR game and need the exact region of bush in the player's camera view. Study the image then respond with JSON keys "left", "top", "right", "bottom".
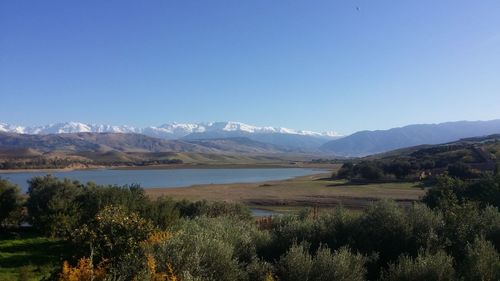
{"left": 356, "top": 200, "right": 410, "bottom": 264}
{"left": 276, "top": 243, "right": 313, "bottom": 281}
{"left": 267, "top": 207, "right": 360, "bottom": 260}
{"left": 384, "top": 160, "right": 412, "bottom": 179}
{"left": 447, "top": 162, "right": 477, "bottom": 179}
{"left": 481, "top": 205, "right": 500, "bottom": 250}
{"left": 175, "top": 200, "right": 251, "bottom": 219}
{"left": 26, "top": 175, "right": 83, "bottom": 237}
{"left": 337, "top": 163, "right": 354, "bottom": 179}
{"left": 381, "top": 250, "right": 455, "bottom": 281}
{"left": 74, "top": 205, "right": 154, "bottom": 278}
{"left": 354, "top": 162, "right": 384, "bottom": 180}
{"left": 75, "top": 183, "right": 150, "bottom": 223}
{"left": 0, "top": 178, "right": 24, "bottom": 228}
{"left": 405, "top": 204, "right": 443, "bottom": 256}
{"left": 144, "top": 216, "right": 269, "bottom": 281}
{"left": 310, "top": 246, "right": 366, "bottom": 281}
{"left": 277, "top": 244, "right": 367, "bottom": 281}
{"left": 143, "top": 196, "right": 180, "bottom": 229}
{"left": 462, "top": 237, "right": 500, "bottom": 281}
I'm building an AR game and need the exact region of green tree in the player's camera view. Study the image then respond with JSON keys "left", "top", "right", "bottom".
{"left": 354, "top": 162, "right": 383, "bottom": 180}
{"left": 356, "top": 200, "right": 410, "bottom": 266}
{"left": 381, "top": 250, "right": 455, "bottom": 281}
{"left": 337, "top": 163, "right": 355, "bottom": 180}
{"left": 447, "top": 162, "right": 476, "bottom": 179}
{"left": 310, "top": 246, "right": 367, "bottom": 281}
{"left": 75, "top": 205, "right": 154, "bottom": 279}
{"left": 75, "top": 183, "right": 150, "bottom": 225}
{"left": 26, "top": 175, "right": 83, "bottom": 237}
{"left": 385, "top": 160, "right": 412, "bottom": 179}
{"left": 462, "top": 237, "right": 500, "bottom": 281}
{"left": 276, "top": 243, "right": 313, "bottom": 281}
{"left": 76, "top": 205, "right": 153, "bottom": 262}
{"left": 0, "top": 178, "right": 24, "bottom": 228}
{"left": 277, "top": 244, "right": 367, "bottom": 281}
{"left": 143, "top": 196, "right": 180, "bottom": 229}
{"left": 146, "top": 216, "right": 266, "bottom": 281}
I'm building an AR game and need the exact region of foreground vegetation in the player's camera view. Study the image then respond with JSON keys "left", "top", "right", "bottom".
{"left": 1, "top": 170, "right": 500, "bottom": 281}
{"left": 0, "top": 231, "right": 71, "bottom": 281}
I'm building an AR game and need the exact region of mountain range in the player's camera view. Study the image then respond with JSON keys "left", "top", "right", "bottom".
{"left": 0, "top": 132, "right": 291, "bottom": 155}
{"left": 321, "top": 119, "right": 500, "bottom": 156}
{"left": 0, "top": 121, "right": 341, "bottom": 151}
{"left": 2, "top": 119, "right": 500, "bottom": 157}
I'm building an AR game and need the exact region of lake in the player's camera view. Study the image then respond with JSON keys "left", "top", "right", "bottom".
{"left": 0, "top": 168, "right": 322, "bottom": 192}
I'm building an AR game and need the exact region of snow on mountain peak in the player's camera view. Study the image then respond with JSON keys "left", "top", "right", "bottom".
{"left": 0, "top": 121, "right": 342, "bottom": 139}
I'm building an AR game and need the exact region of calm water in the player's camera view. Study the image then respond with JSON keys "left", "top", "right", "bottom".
{"left": 1, "top": 168, "right": 321, "bottom": 192}
{"left": 250, "top": 208, "right": 278, "bottom": 217}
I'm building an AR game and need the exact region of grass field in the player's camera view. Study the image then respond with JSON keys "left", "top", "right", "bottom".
{"left": 0, "top": 230, "right": 70, "bottom": 281}
{"left": 146, "top": 173, "right": 426, "bottom": 210}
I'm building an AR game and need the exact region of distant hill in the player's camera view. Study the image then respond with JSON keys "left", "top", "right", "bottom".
{"left": 0, "top": 132, "right": 293, "bottom": 155}
{"left": 366, "top": 134, "right": 500, "bottom": 173}
{"left": 183, "top": 131, "right": 333, "bottom": 151}
{"left": 0, "top": 121, "right": 341, "bottom": 151}
{"left": 320, "top": 120, "right": 500, "bottom": 157}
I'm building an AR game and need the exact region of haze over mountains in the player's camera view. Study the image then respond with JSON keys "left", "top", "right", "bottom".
{"left": 321, "top": 120, "right": 500, "bottom": 156}
{"left": 0, "top": 132, "right": 292, "bottom": 155}
{"left": 1, "top": 120, "right": 500, "bottom": 157}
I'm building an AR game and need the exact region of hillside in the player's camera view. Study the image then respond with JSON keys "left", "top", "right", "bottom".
{"left": 0, "top": 121, "right": 341, "bottom": 150}
{"left": 321, "top": 119, "right": 500, "bottom": 157}
{"left": 0, "top": 132, "right": 302, "bottom": 154}
{"left": 0, "top": 132, "right": 316, "bottom": 169}
{"left": 369, "top": 134, "right": 500, "bottom": 172}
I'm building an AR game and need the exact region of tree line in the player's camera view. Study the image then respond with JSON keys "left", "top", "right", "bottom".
{"left": 0, "top": 157, "right": 183, "bottom": 170}
{"left": 334, "top": 160, "right": 489, "bottom": 182}
{"left": 1, "top": 173, "right": 500, "bottom": 280}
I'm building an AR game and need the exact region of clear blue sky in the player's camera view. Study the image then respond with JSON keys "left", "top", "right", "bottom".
{"left": 1, "top": 0, "right": 499, "bottom": 134}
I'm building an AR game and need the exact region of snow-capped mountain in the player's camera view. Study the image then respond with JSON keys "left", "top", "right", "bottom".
{"left": 0, "top": 122, "right": 139, "bottom": 135}
{"left": 0, "top": 121, "right": 342, "bottom": 151}
{"left": 0, "top": 121, "right": 340, "bottom": 139}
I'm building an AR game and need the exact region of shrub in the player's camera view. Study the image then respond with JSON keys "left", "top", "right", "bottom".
{"left": 143, "top": 196, "right": 180, "bottom": 229}
{"left": 310, "top": 246, "right": 367, "bottom": 281}
{"left": 59, "top": 258, "right": 107, "bottom": 281}
{"left": 74, "top": 205, "right": 154, "bottom": 278}
{"left": 144, "top": 216, "right": 268, "bottom": 281}
{"left": 175, "top": 200, "right": 251, "bottom": 219}
{"left": 26, "top": 175, "right": 83, "bottom": 237}
{"left": 481, "top": 205, "right": 500, "bottom": 250}
{"left": 354, "top": 162, "right": 384, "bottom": 180}
{"left": 267, "top": 215, "right": 316, "bottom": 259}
{"left": 462, "top": 237, "right": 500, "bottom": 281}
{"left": 384, "top": 160, "right": 412, "bottom": 179}
{"left": 405, "top": 204, "right": 443, "bottom": 255}
{"left": 381, "top": 250, "right": 455, "bottom": 281}
{"left": 356, "top": 200, "right": 410, "bottom": 263}
{"left": 447, "top": 162, "right": 476, "bottom": 179}
{"left": 276, "top": 243, "right": 313, "bottom": 281}
{"left": 277, "top": 244, "right": 367, "bottom": 281}
{"left": 75, "top": 183, "right": 150, "bottom": 224}
{"left": 245, "top": 258, "right": 275, "bottom": 281}
{"left": 0, "top": 178, "right": 24, "bottom": 228}
{"left": 337, "top": 163, "right": 354, "bottom": 179}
